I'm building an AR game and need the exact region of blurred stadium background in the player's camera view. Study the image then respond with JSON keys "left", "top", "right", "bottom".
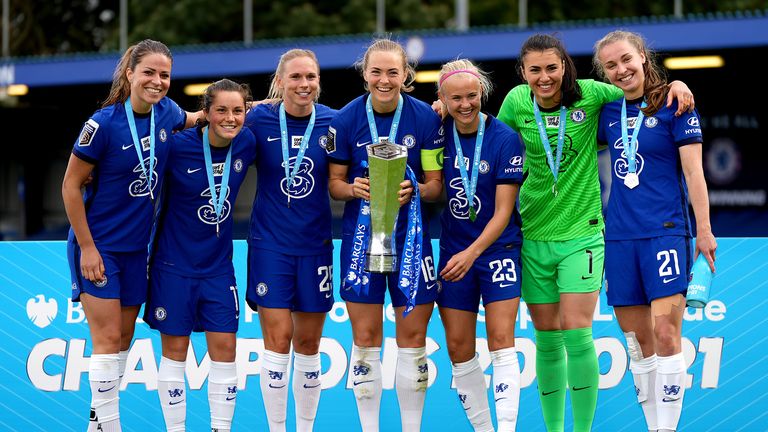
{"left": 0, "top": 1, "right": 766, "bottom": 241}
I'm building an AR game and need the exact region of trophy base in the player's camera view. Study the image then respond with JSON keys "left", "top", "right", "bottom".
{"left": 366, "top": 254, "right": 397, "bottom": 274}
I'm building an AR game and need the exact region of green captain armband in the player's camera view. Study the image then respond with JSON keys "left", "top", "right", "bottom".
{"left": 421, "top": 147, "right": 444, "bottom": 171}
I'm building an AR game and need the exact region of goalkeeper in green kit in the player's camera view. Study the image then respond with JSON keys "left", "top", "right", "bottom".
{"left": 497, "top": 34, "right": 694, "bottom": 432}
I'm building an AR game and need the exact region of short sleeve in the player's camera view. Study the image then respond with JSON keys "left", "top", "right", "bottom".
{"left": 496, "top": 130, "right": 524, "bottom": 184}
{"left": 326, "top": 117, "right": 350, "bottom": 163}
{"left": 497, "top": 86, "right": 522, "bottom": 130}
{"left": 72, "top": 111, "right": 109, "bottom": 165}
{"left": 167, "top": 98, "right": 187, "bottom": 131}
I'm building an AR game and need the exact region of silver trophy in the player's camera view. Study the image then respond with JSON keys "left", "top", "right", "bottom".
{"left": 365, "top": 141, "right": 408, "bottom": 273}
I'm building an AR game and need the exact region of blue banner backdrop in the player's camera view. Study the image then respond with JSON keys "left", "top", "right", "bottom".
{"left": 1, "top": 238, "right": 765, "bottom": 431}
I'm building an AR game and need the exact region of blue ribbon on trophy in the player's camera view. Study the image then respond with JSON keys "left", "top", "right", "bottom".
{"left": 345, "top": 161, "right": 372, "bottom": 296}
{"left": 397, "top": 165, "right": 423, "bottom": 316}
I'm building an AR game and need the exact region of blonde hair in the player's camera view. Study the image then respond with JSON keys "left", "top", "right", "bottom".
{"left": 437, "top": 59, "right": 493, "bottom": 104}
{"left": 267, "top": 49, "right": 321, "bottom": 101}
{"left": 593, "top": 30, "right": 668, "bottom": 116}
{"left": 102, "top": 39, "right": 172, "bottom": 108}
{"left": 354, "top": 38, "right": 416, "bottom": 93}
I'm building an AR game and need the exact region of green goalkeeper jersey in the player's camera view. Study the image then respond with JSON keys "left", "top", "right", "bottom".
{"left": 498, "top": 79, "right": 622, "bottom": 241}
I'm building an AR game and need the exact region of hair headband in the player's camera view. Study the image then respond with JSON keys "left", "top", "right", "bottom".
{"left": 438, "top": 69, "right": 480, "bottom": 87}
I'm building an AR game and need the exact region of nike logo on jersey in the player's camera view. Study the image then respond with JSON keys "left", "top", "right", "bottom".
{"left": 267, "top": 136, "right": 280, "bottom": 142}
{"left": 426, "top": 283, "right": 437, "bottom": 290}
{"left": 122, "top": 143, "right": 134, "bottom": 150}
{"left": 356, "top": 141, "right": 371, "bottom": 148}
{"left": 663, "top": 276, "right": 680, "bottom": 284}
{"left": 325, "top": 292, "right": 333, "bottom": 298}
{"left": 609, "top": 121, "right": 620, "bottom": 127}
{"left": 524, "top": 119, "right": 535, "bottom": 124}
{"left": 187, "top": 168, "right": 202, "bottom": 174}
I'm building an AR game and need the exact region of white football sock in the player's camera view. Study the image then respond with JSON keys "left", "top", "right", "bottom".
{"left": 90, "top": 353, "right": 121, "bottom": 432}
{"left": 293, "top": 352, "right": 322, "bottom": 432}
{"left": 89, "top": 350, "right": 128, "bottom": 431}
{"left": 453, "top": 355, "right": 493, "bottom": 432}
{"left": 158, "top": 356, "right": 187, "bottom": 432}
{"left": 490, "top": 347, "right": 521, "bottom": 432}
{"left": 395, "top": 346, "right": 428, "bottom": 432}
{"left": 656, "top": 352, "right": 686, "bottom": 432}
{"left": 209, "top": 360, "right": 237, "bottom": 432}
{"left": 261, "top": 350, "right": 290, "bottom": 432}
{"left": 350, "top": 345, "right": 382, "bottom": 432}
{"left": 118, "top": 350, "right": 129, "bottom": 381}
{"left": 630, "top": 354, "right": 659, "bottom": 431}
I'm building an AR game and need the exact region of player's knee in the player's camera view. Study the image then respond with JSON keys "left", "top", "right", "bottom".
{"left": 208, "top": 340, "right": 237, "bottom": 362}
{"left": 653, "top": 322, "right": 680, "bottom": 356}
{"left": 292, "top": 334, "right": 321, "bottom": 354}
{"left": 352, "top": 327, "right": 382, "bottom": 348}
{"left": 486, "top": 331, "right": 515, "bottom": 352}
{"left": 396, "top": 326, "right": 427, "bottom": 347}
{"left": 446, "top": 345, "right": 474, "bottom": 364}
{"left": 262, "top": 327, "right": 293, "bottom": 353}
{"left": 92, "top": 330, "right": 122, "bottom": 353}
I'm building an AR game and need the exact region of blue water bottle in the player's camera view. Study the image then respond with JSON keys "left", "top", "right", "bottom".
{"left": 687, "top": 254, "right": 713, "bottom": 308}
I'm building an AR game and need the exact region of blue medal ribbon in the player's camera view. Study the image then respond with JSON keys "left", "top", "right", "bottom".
{"left": 532, "top": 98, "right": 566, "bottom": 196}
{"left": 345, "top": 161, "right": 372, "bottom": 296}
{"left": 621, "top": 98, "right": 646, "bottom": 173}
{"left": 365, "top": 94, "right": 403, "bottom": 144}
{"left": 452, "top": 113, "right": 486, "bottom": 222}
{"left": 279, "top": 102, "right": 316, "bottom": 208}
{"left": 124, "top": 97, "right": 156, "bottom": 199}
{"left": 397, "top": 165, "right": 423, "bottom": 317}
{"left": 202, "top": 126, "right": 232, "bottom": 237}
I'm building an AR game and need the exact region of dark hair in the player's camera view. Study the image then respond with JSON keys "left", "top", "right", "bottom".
{"left": 593, "top": 30, "right": 668, "bottom": 116}
{"left": 354, "top": 37, "right": 416, "bottom": 93}
{"left": 517, "top": 33, "right": 582, "bottom": 107}
{"left": 102, "top": 39, "right": 172, "bottom": 108}
{"left": 196, "top": 79, "right": 252, "bottom": 127}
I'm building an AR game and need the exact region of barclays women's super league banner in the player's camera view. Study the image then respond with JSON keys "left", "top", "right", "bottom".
{"left": 2, "top": 239, "right": 766, "bottom": 431}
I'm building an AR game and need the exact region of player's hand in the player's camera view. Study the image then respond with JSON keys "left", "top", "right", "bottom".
{"left": 440, "top": 248, "right": 478, "bottom": 282}
{"left": 667, "top": 81, "right": 695, "bottom": 116}
{"left": 80, "top": 245, "right": 105, "bottom": 283}
{"left": 247, "top": 98, "right": 279, "bottom": 111}
{"left": 398, "top": 180, "right": 414, "bottom": 206}
{"left": 431, "top": 100, "right": 447, "bottom": 119}
{"left": 695, "top": 229, "right": 717, "bottom": 273}
{"left": 351, "top": 177, "right": 370, "bottom": 200}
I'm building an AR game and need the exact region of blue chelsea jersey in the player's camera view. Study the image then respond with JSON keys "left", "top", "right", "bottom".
{"left": 326, "top": 94, "right": 445, "bottom": 245}
{"left": 440, "top": 115, "right": 524, "bottom": 255}
{"left": 245, "top": 103, "right": 336, "bottom": 255}
{"left": 69, "top": 97, "right": 186, "bottom": 252}
{"left": 152, "top": 126, "right": 257, "bottom": 276}
{"left": 598, "top": 98, "right": 703, "bottom": 240}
